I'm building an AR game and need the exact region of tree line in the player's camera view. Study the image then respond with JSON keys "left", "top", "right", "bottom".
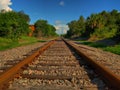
{"left": 65, "top": 9, "right": 120, "bottom": 41}
{"left": 0, "top": 10, "right": 58, "bottom": 41}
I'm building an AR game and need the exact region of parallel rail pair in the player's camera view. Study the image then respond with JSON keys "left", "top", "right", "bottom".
{"left": 0, "top": 39, "right": 119, "bottom": 89}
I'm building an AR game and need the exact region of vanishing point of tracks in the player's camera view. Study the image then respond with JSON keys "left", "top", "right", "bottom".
{"left": 0, "top": 39, "right": 120, "bottom": 90}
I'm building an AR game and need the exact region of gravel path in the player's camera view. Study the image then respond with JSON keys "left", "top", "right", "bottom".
{"left": 74, "top": 41, "right": 120, "bottom": 76}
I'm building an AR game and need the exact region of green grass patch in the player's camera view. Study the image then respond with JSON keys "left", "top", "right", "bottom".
{"left": 0, "top": 36, "right": 46, "bottom": 51}
{"left": 103, "top": 45, "right": 120, "bottom": 55}
{"left": 0, "top": 38, "right": 18, "bottom": 50}
{"left": 37, "top": 40, "right": 47, "bottom": 42}
{"left": 80, "top": 41, "right": 107, "bottom": 48}
{"left": 19, "top": 36, "right": 39, "bottom": 44}
{"left": 76, "top": 40, "right": 120, "bottom": 55}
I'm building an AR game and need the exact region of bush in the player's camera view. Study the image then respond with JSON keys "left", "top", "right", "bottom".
{"left": 0, "top": 11, "right": 30, "bottom": 40}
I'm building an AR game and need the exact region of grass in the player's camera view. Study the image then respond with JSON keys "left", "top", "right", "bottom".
{"left": 103, "top": 45, "right": 120, "bottom": 55}
{"left": 77, "top": 40, "right": 120, "bottom": 55}
{"left": 0, "top": 36, "right": 46, "bottom": 51}
{"left": 0, "top": 38, "right": 17, "bottom": 50}
{"left": 80, "top": 41, "right": 107, "bottom": 48}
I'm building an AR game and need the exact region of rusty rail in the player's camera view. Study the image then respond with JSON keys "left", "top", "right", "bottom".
{"left": 0, "top": 40, "right": 55, "bottom": 89}
{"left": 63, "top": 39, "right": 120, "bottom": 90}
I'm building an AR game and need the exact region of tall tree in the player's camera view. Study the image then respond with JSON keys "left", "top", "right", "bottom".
{"left": 34, "top": 19, "right": 57, "bottom": 37}
{"left": 0, "top": 11, "right": 30, "bottom": 40}
{"left": 66, "top": 16, "right": 86, "bottom": 38}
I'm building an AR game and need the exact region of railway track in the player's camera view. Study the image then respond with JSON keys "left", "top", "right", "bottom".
{"left": 74, "top": 41, "right": 120, "bottom": 76}
{"left": 0, "top": 39, "right": 119, "bottom": 90}
{"left": 0, "top": 43, "right": 47, "bottom": 74}
{"left": 79, "top": 46, "right": 120, "bottom": 76}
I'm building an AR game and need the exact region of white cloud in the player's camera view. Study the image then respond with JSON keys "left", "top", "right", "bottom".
{"left": 59, "top": 1, "right": 64, "bottom": 6}
{"left": 54, "top": 20, "right": 69, "bottom": 35}
{"left": 0, "top": 0, "right": 12, "bottom": 11}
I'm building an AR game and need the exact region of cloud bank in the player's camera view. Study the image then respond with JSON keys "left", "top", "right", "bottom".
{"left": 0, "top": 0, "right": 12, "bottom": 11}
{"left": 54, "top": 20, "right": 69, "bottom": 35}
{"left": 59, "top": 1, "right": 64, "bottom": 6}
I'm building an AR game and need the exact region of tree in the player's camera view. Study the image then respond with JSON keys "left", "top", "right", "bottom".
{"left": 34, "top": 19, "right": 58, "bottom": 37}
{"left": 18, "top": 11, "right": 30, "bottom": 23}
{"left": 66, "top": 16, "right": 86, "bottom": 38}
{"left": 66, "top": 9, "right": 120, "bottom": 40}
{"left": 0, "top": 11, "right": 30, "bottom": 40}
{"left": 77, "top": 16, "right": 86, "bottom": 36}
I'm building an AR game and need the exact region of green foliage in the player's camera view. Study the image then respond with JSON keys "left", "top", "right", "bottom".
{"left": 34, "top": 19, "right": 58, "bottom": 37}
{"left": 66, "top": 16, "right": 85, "bottom": 38}
{"left": 0, "top": 11, "right": 30, "bottom": 40}
{"left": 66, "top": 9, "right": 120, "bottom": 41}
{"left": 92, "top": 26, "right": 118, "bottom": 39}
{"left": 18, "top": 11, "right": 30, "bottom": 22}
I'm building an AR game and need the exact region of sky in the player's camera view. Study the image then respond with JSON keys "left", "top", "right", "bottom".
{"left": 0, "top": 0, "right": 120, "bottom": 34}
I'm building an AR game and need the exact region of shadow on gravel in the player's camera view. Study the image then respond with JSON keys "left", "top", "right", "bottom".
{"left": 66, "top": 44, "right": 109, "bottom": 90}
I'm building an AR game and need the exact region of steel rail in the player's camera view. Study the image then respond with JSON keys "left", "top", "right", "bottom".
{"left": 63, "top": 39, "right": 120, "bottom": 90}
{"left": 0, "top": 40, "right": 55, "bottom": 89}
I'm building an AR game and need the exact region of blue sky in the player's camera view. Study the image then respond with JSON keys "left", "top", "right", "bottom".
{"left": 0, "top": 0, "right": 120, "bottom": 34}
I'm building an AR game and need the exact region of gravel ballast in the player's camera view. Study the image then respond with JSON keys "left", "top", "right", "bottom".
{"left": 0, "top": 42, "right": 46, "bottom": 69}
{"left": 74, "top": 41, "right": 120, "bottom": 76}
